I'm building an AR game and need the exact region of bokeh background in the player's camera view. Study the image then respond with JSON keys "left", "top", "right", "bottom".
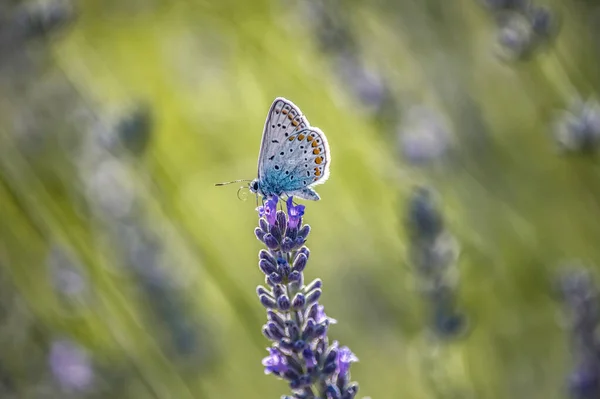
{"left": 2, "top": 0, "right": 600, "bottom": 398}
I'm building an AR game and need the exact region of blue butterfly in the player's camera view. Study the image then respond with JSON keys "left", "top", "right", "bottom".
{"left": 217, "top": 97, "right": 331, "bottom": 201}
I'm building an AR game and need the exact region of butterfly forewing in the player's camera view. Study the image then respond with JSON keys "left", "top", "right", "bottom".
{"left": 258, "top": 98, "right": 309, "bottom": 179}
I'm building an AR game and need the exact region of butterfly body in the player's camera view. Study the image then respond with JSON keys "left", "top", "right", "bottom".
{"left": 246, "top": 97, "right": 331, "bottom": 201}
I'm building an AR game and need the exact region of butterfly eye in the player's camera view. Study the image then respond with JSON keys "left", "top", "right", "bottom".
{"left": 252, "top": 181, "right": 259, "bottom": 191}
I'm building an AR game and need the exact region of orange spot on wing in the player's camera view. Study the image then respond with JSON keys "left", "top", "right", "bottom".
{"left": 314, "top": 168, "right": 322, "bottom": 176}
{"left": 292, "top": 120, "right": 299, "bottom": 126}
{"left": 307, "top": 136, "right": 313, "bottom": 142}
{"left": 282, "top": 109, "right": 288, "bottom": 114}
{"left": 288, "top": 114, "right": 293, "bottom": 120}
{"left": 298, "top": 134, "right": 305, "bottom": 140}
{"left": 288, "top": 136, "right": 295, "bottom": 141}
{"left": 313, "top": 148, "right": 320, "bottom": 155}
{"left": 311, "top": 140, "right": 318, "bottom": 147}
{"left": 315, "top": 157, "right": 323, "bottom": 164}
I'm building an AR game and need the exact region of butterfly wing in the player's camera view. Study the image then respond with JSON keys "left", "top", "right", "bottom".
{"left": 257, "top": 98, "right": 331, "bottom": 200}
{"left": 257, "top": 98, "right": 309, "bottom": 179}
{"left": 261, "top": 127, "right": 331, "bottom": 199}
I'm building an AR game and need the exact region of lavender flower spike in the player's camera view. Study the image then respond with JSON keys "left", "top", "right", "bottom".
{"left": 254, "top": 196, "right": 362, "bottom": 399}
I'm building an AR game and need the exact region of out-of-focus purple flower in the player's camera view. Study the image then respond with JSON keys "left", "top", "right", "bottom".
{"left": 334, "top": 342, "right": 358, "bottom": 376}
{"left": 398, "top": 106, "right": 451, "bottom": 165}
{"left": 262, "top": 347, "right": 288, "bottom": 375}
{"left": 257, "top": 196, "right": 279, "bottom": 226}
{"left": 554, "top": 98, "right": 600, "bottom": 154}
{"left": 286, "top": 197, "right": 305, "bottom": 229}
{"left": 48, "top": 339, "right": 94, "bottom": 391}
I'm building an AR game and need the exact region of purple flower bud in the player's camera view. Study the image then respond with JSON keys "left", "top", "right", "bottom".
{"left": 259, "top": 249, "right": 276, "bottom": 264}
{"left": 264, "top": 234, "right": 279, "bottom": 250}
{"left": 298, "top": 225, "right": 311, "bottom": 240}
{"left": 324, "top": 346, "right": 339, "bottom": 367}
{"left": 294, "top": 237, "right": 307, "bottom": 250}
{"left": 293, "top": 253, "right": 308, "bottom": 273}
{"left": 262, "top": 347, "right": 288, "bottom": 375}
{"left": 288, "top": 270, "right": 301, "bottom": 282}
{"left": 302, "top": 347, "right": 317, "bottom": 368}
{"left": 267, "top": 310, "right": 286, "bottom": 328}
{"left": 286, "top": 225, "right": 298, "bottom": 240}
{"left": 326, "top": 384, "right": 341, "bottom": 399}
{"left": 281, "top": 237, "right": 295, "bottom": 253}
{"left": 289, "top": 378, "right": 303, "bottom": 390}
{"left": 271, "top": 225, "right": 283, "bottom": 243}
{"left": 272, "top": 285, "right": 285, "bottom": 298}
{"left": 259, "top": 218, "right": 269, "bottom": 233}
{"left": 314, "top": 324, "right": 327, "bottom": 338}
{"left": 277, "top": 295, "right": 291, "bottom": 311}
{"left": 293, "top": 340, "right": 305, "bottom": 352}
{"left": 316, "top": 339, "right": 327, "bottom": 356}
{"left": 292, "top": 293, "right": 306, "bottom": 310}
{"left": 276, "top": 210, "right": 287, "bottom": 232}
{"left": 298, "top": 246, "right": 310, "bottom": 260}
{"left": 268, "top": 321, "right": 286, "bottom": 340}
{"left": 323, "top": 361, "right": 338, "bottom": 375}
{"left": 260, "top": 295, "right": 277, "bottom": 309}
{"left": 279, "top": 338, "right": 294, "bottom": 352}
{"left": 305, "top": 289, "right": 322, "bottom": 306}
{"left": 283, "top": 369, "right": 301, "bottom": 382}
{"left": 259, "top": 259, "right": 277, "bottom": 275}
{"left": 254, "top": 228, "right": 266, "bottom": 242}
{"left": 344, "top": 383, "right": 359, "bottom": 398}
{"left": 302, "top": 318, "right": 316, "bottom": 340}
{"left": 256, "top": 286, "right": 271, "bottom": 297}
{"left": 288, "top": 323, "right": 300, "bottom": 341}
{"left": 265, "top": 275, "right": 276, "bottom": 287}
{"left": 277, "top": 257, "right": 291, "bottom": 276}
{"left": 305, "top": 278, "right": 322, "bottom": 293}
{"left": 269, "top": 273, "right": 283, "bottom": 285}
{"left": 262, "top": 325, "right": 275, "bottom": 341}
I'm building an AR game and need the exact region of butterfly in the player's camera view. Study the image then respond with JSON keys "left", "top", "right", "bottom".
{"left": 217, "top": 97, "right": 331, "bottom": 201}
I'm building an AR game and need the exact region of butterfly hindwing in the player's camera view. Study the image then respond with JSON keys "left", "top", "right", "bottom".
{"left": 261, "top": 127, "right": 330, "bottom": 194}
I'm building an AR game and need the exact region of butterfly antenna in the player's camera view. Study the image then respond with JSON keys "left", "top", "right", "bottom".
{"left": 215, "top": 179, "right": 252, "bottom": 186}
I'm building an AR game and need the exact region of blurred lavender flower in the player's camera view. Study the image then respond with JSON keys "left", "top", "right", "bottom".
{"left": 398, "top": 106, "right": 452, "bottom": 166}
{"left": 479, "top": 0, "right": 530, "bottom": 12}
{"left": 553, "top": 98, "right": 600, "bottom": 154}
{"left": 115, "top": 103, "right": 153, "bottom": 156}
{"left": 47, "top": 244, "right": 87, "bottom": 299}
{"left": 254, "top": 197, "right": 362, "bottom": 399}
{"left": 405, "top": 186, "right": 467, "bottom": 339}
{"left": 493, "top": 5, "right": 559, "bottom": 61}
{"left": 495, "top": 12, "right": 534, "bottom": 61}
{"left": 48, "top": 339, "right": 94, "bottom": 392}
{"left": 556, "top": 266, "right": 600, "bottom": 398}
{"left": 10, "top": 0, "right": 75, "bottom": 41}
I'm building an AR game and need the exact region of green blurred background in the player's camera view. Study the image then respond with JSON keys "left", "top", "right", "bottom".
{"left": 1, "top": 0, "right": 600, "bottom": 398}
